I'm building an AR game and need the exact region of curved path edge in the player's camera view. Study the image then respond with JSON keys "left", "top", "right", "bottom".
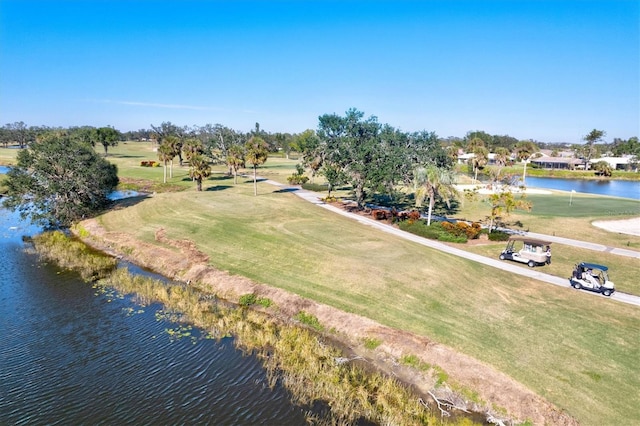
{"left": 277, "top": 183, "right": 640, "bottom": 307}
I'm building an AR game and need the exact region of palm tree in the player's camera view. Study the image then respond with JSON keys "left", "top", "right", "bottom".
{"left": 414, "top": 164, "right": 458, "bottom": 226}
{"left": 487, "top": 189, "right": 532, "bottom": 231}
{"left": 592, "top": 160, "right": 613, "bottom": 177}
{"left": 163, "top": 135, "right": 181, "bottom": 178}
{"left": 514, "top": 141, "right": 540, "bottom": 186}
{"left": 182, "top": 138, "right": 204, "bottom": 162}
{"left": 189, "top": 154, "right": 211, "bottom": 191}
{"left": 157, "top": 143, "right": 175, "bottom": 183}
{"left": 471, "top": 146, "right": 489, "bottom": 182}
{"left": 245, "top": 136, "right": 269, "bottom": 196}
{"left": 493, "top": 147, "right": 510, "bottom": 180}
{"left": 226, "top": 144, "right": 245, "bottom": 184}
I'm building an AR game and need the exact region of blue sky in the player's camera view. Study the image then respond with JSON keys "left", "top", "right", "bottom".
{"left": 1, "top": 0, "right": 637, "bottom": 143}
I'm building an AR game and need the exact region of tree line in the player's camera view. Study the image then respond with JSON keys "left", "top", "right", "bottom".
{"left": 3, "top": 120, "right": 638, "bottom": 161}
{"left": 2, "top": 110, "right": 637, "bottom": 229}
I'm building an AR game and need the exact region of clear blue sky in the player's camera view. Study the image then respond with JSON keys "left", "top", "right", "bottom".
{"left": 1, "top": 0, "right": 638, "bottom": 144}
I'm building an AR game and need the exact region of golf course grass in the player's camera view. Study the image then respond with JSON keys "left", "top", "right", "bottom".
{"left": 2, "top": 142, "right": 639, "bottom": 425}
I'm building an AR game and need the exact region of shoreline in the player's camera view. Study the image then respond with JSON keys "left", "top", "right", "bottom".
{"left": 73, "top": 217, "right": 578, "bottom": 426}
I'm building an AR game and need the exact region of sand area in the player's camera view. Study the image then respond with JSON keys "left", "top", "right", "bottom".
{"left": 592, "top": 217, "right": 640, "bottom": 236}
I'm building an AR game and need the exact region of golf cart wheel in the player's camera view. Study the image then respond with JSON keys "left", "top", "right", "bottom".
{"left": 572, "top": 282, "right": 581, "bottom": 290}
{"left": 602, "top": 289, "right": 612, "bottom": 297}
{"left": 527, "top": 260, "right": 535, "bottom": 268}
{"left": 499, "top": 254, "right": 505, "bottom": 260}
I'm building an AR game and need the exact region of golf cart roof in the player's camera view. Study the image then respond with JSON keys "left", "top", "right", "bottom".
{"left": 579, "top": 262, "right": 608, "bottom": 271}
{"left": 507, "top": 236, "right": 552, "bottom": 246}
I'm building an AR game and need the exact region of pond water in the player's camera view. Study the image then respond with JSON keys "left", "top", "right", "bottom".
{"left": 108, "top": 189, "right": 140, "bottom": 200}
{"left": 523, "top": 176, "right": 640, "bottom": 200}
{"left": 0, "top": 204, "right": 331, "bottom": 425}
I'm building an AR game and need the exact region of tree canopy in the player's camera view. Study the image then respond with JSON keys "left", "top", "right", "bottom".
{"left": 96, "top": 126, "right": 120, "bottom": 155}
{"left": 245, "top": 136, "right": 269, "bottom": 196}
{"left": 312, "top": 108, "right": 450, "bottom": 208}
{"left": 4, "top": 133, "right": 119, "bottom": 228}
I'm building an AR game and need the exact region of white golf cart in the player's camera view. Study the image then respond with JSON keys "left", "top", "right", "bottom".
{"left": 569, "top": 262, "right": 615, "bottom": 297}
{"left": 499, "top": 236, "right": 551, "bottom": 267}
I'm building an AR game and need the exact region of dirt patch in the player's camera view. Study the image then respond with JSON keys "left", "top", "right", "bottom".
{"left": 75, "top": 218, "right": 578, "bottom": 426}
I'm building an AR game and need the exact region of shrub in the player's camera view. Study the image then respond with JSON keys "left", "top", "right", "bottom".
{"left": 399, "top": 220, "right": 440, "bottom": 239}
{"left": 437, "top": 232, "right": 468, "bottom": 243}
{"left": 294, "top": 311, "right": 323, "bottom": 331}
{"left": 371, "top": 209, "right": 391, "bottom": 220}
{"left": 256, "top": 297, "right": 273, "bottom": 308}
{"left": 440, "top": 221, "right": 470, "bottom": 242}
{"left": 488, "top": 230, "right": 511, "bottom": 241}
{"left": 239, "top": 293, "right": 257, "bottom": 306}
{"left": 238, "top": 293, "right": 273, "bottom": 308}
{"left": 287, "top": 174, "right": 309, "bottom": 185}
{"left": 407, "top": 210, "right": 421, "bottom": 221}
{"left": 363, "top": 337, "right": 382, "bottom": 350}
{"left": 287, "top": 164, "right": 309, "bottom": 185}
{"left": 399, "top": 220, "right": 468, "bottom": 243}
{"left": 400, "top": 354, "right": 430, "bottom": 371}
{"left": 463, "top": 222, "right": 482, "bottom": 239}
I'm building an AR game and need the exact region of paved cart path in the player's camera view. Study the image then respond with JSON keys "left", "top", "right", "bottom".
{"left": 266, "top": 181, "right": 640, "bottom": 307}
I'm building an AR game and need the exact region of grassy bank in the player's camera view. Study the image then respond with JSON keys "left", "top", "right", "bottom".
{"left": 31, "top": 230, "right": 476, "bottom": 426}
{"left": 90, "top": 142, "right": 640, "bottom": 425}
{"left": 93, "top": 176, "right": 639, "bottom": 425}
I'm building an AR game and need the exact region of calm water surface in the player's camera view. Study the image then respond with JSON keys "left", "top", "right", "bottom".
{"left": 0, "top": 204, "right": 327, "bottom": 425}
{"left": 524, "top": 176, "right": 640, "bottom": 200}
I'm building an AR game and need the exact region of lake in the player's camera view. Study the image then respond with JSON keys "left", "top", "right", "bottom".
{"left": 523, "top": 176, "right": 640, "bottom": 200}
{"left": 0, "top": 203, "right": 334, "bottom": 425}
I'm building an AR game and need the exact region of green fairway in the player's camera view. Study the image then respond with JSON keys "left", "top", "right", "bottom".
{"left": 523, "top": 193, "right": 639, "bottom": 218}
{"left": 4, "top": 141, "right": 640, "bottom": 425}
{"left": 95, "top": 174, "right": 640, "bottom": 426}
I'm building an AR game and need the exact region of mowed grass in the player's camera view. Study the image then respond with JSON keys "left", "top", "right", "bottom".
{"left": 96, "top": 168, "right": 640, "bottom": 425}
{"left": 4, "top": 142, "right": 640, "bottom": 424}
{"left": 0, "top": 146, "right": 19, "bottom": 165}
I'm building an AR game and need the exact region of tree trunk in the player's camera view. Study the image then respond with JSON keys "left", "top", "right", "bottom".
{"left": 196, "top": 178, "right": 202, "bottom": 191}
{"left": 427, "top": 195, "right": 435, "bottom": 226}
{"left": 253, "top": 166, "right": 258, "bottom": 196}
{"left": 163, "top": 162, "right": 167, "bottom": 183}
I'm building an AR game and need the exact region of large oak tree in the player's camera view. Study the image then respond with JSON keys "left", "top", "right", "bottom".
{"left": 4, "top": 133, "right": 119, "bottom": 228}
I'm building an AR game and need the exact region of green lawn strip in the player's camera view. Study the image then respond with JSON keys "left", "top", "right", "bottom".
{"left": 449, "top": 190, "right": 640, "bottom": 249}
{"left": 0, "top": 146, "right": 19, "bottom": 165}
{"left": 460, "top": 241, "right": 640, "bottom": 295}
{"left": 41, "top": 142, "right": 640, "bottom": 250}
{"left": 98, "top": 181, "right": 640, "bottom": 426}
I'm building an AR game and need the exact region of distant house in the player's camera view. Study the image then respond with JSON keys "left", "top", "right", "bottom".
{"left": 456, "top": 152, "right": 512, "bottom": 165}
{"left": 589, "top": 156, "right": 635, "bottom": 171}
{"left": 531, "top": 155, "right": 584, "bottom": 170}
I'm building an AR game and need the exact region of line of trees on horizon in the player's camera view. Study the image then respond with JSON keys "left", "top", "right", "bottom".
{"left": 3, "top": 109, "right": 637, "bottom": 230}
{"left": 1, "top": 120, "right": 638, "bottom": 161}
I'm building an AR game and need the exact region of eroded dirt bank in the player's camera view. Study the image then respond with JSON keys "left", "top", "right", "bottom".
{"left": 74, "top": 218, "right": 579, "bottom": 426}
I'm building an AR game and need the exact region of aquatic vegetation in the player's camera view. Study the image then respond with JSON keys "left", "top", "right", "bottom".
{"left": 32, "top": 231, "right": 117, "bottom": 281}
{"left": 32, "top": 231, "right": 483, "bottom": 426}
